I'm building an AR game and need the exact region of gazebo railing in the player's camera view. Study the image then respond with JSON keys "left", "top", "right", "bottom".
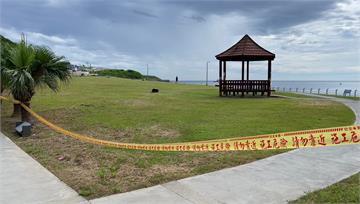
{"left": 220, "top": 80, "right": 270, "bottom": 95}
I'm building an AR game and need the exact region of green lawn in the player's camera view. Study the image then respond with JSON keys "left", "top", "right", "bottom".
{"left": 319, "top": 94, "right": 360, "bottom": 101}
{"left": 273, "top": 92, "right": 314, "bottom": 98}
{"left": 1, "top": 76, "right": 355, "bottom": 199}
{"left": 289, "top": 173, "right": 359, "bottom": 204}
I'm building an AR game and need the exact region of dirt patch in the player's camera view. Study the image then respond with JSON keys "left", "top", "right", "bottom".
{"left": 297, "top": 99, "right": 334, "bottom": 107}
{"left": 122, "top": 99, "right": 153, "bottom": 108}
{"left": 150, "top": 164, "right": 190, "bottom": 175}
{"left": 81, "top": 127, "right": 131, "bottom": 141}
{"left": 145, "top": 125, "right": 180, "bottom": 138}
{"left": 77, "top": 124, "right": 180, "bottom": 143}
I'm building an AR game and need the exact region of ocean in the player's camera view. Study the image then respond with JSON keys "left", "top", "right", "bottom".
{"left": 177, "top": 80, "right": 360, "bottom": 95}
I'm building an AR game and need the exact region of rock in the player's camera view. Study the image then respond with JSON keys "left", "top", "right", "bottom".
{"left": 57, "top": 155, "right": 66, "bottom": 161}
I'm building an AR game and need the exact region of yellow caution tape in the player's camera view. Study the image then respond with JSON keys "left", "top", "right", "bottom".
{"left": 1, "top": 95, "right": 359, "bottom": 151}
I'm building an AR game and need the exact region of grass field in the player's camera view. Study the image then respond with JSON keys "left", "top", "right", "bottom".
{"left": 319, "top": 94, "right": 360, "bottom": 101}
{"left": 0, "top": 76, "right": 355, "bottom": 199}
{"left": 290, "top": 173, "right": 359, "bottom": 203}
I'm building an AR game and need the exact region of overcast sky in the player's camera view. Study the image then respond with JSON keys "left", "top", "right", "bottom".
{"left": 0, "top": 0, "right": 359, "bottom": 80}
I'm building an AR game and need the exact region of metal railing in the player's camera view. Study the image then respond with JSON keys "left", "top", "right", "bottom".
{"left": 273, "top": 87, "right": 358, "bottom": 97}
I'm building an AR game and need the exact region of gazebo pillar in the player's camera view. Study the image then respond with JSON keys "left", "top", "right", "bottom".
{"left": 246, "top": 61, "right": 249, "bottom": 95}
{"left": 223, "top": 61, "right": 227, "bottom": 96}
{"left": 223, "top": 61, "right": 226, "bottom": 81}
{"left": 241, "top": 61, "right": 244, "bottom": 81}
{"left": 246, "top": 61, "right": 249, "bottom": 80}
{"left": 267, "top": 60, "right": 272, "bottom": 96}
{"left": 219, "top": 60, "right": 222, "bottom": 96}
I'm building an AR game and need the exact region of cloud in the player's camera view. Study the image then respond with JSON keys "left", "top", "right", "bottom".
{"left": 0, "top": 27, "right": 142, "bottom": 70}
{"left": 252, "top": 0, "right": 360, "bottom": 75}
{"left": 167, "top": 0, "right": 340, "bottom": 33}
{"left": 132, "top": 9, "right": 158, "bottom": 18}
{"left": 184, "top": 15, "right": 206, "bottom": 23}
{"left": 0, "top": 0, "right": 358, "bottom": 80}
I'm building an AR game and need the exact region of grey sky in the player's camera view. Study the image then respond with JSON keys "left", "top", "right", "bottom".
{"left": 0, "top": 0, "right": 359, "bottom": 80}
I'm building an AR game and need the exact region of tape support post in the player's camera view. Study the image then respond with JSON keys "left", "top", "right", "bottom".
{"left": 1, "top": 96, "right": 359, "bottom": 152}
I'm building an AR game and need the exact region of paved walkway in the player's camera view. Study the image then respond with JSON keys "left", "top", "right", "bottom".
{"left": 0, "top": 133, "right": 88, "bottom": 204}
{"left": 1, "top": 95, "right": 359, "bottom": 204}
{"left": 90, "top": 96, "right": 360, "bottom": 204}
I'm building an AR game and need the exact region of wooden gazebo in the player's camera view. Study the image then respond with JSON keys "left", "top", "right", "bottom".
{"left": 216, "top": 34, "right": 275, "bottom": 96}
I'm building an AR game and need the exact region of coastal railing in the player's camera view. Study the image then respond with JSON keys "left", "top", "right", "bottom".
{"left": 273, "top": 87, "right": 358, "bottom": 97}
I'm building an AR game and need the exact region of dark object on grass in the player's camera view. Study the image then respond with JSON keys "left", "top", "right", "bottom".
{"left": 15, "top": 122, "right": 32, "bottom": 137}
{"left": 151, "top": 88, "right": 159, "bottom": 93}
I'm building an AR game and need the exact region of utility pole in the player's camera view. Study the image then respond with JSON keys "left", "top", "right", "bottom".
{"left": 146, "top": 64, "right": 149, "bottom": 77}
{"left": 206, "top": 61, "right": 210, "bottom": 86}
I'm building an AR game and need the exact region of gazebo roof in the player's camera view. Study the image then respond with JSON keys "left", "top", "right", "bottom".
{"left": 216, "top": 34, "right": 275, "bottom": 61}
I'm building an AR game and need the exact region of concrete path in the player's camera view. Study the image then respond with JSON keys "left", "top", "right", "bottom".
{"left": 91, "top": 95, "right": 360, "bottom": 204}
{"left": 0, "top": 133, "right": 88, "bottom": 204}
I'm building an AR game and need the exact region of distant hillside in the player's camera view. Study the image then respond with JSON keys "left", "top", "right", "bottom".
{"left": 0, "top": 35, "right": 16, "bottom": 47}
{"left": 144, "top": 75, "right": 161, "bottom": 81}
{"left": 1, "top": 35, "right": 17, "bottom": 52}
{"left": 96, "top": 69, "right": 143, "bottom": 79}
{"left": 1, "top": 35, "right": 16, "bottom": 68}
{"left": 96, "top": 69, "right": 167, "bottom": 81}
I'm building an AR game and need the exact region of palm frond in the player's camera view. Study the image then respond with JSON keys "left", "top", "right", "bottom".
{"left": 5, "top": 37, "right": 36, "bottom": 101}
{"left": 7, "top": 69, "right": 35, "bottom": 101}
{"left": 1, "top": 43, "right": 15, "bottom": 92}
{"left": 9, "top": 40, "right": 35, "bottom": 71}
{"left": 32, "top": 46, "right": 71, "bottom": 91}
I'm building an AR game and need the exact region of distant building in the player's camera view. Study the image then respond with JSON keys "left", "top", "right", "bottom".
{"left": 70, "top": 64, "right": 79, "bottom": 71}
{"left": 72, "top": 71, "right": 90, "bottom": 76}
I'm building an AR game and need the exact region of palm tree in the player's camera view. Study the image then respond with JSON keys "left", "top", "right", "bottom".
{"left": 3, "top": 36, "right": 35, "bottom": 117}
{"left": 1, "top": 37, "right": 14, "bottom": 94}
{"left": 1, "top": 35, "right": 14, "bottom": 93}
{"left": 5, "top": 35, "right": 71, "bottom": 122}
{"left": 1, "top": 51, "right": 10, "bottom": 94}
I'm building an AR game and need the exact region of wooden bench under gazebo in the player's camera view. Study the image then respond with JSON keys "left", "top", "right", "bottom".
{"left": 216, "top": 34, "right": 275, "bottom": 97}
